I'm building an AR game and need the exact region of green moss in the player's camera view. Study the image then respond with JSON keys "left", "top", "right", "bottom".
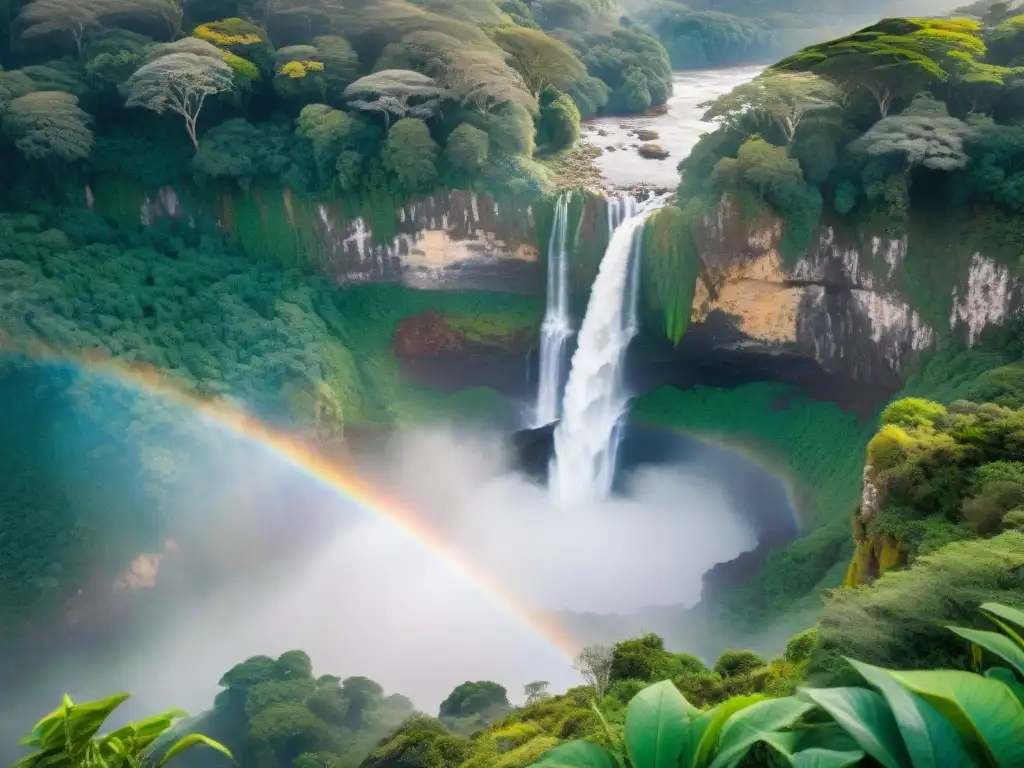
{"left": 442, "top": 305, "right": 541, "bottom": 343}
{"left": 641, "top": 206, "right": 701, "bottom": 344}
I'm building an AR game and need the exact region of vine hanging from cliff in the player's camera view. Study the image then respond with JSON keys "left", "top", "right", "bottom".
{"left": 642, "top": 204, "right": 701, "bottom": 344}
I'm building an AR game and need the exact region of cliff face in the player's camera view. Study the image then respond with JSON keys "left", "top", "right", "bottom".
{"left": 692, "top": 196, "right": 1022, "bottom": 390}
{"left": 312, "top": 190, "right": 540, "bottom": 292}
{"left": 104, "top": 181, "right": 1022, "bottom": 405}
{"left": 97, "top": 183, "right": 544, "bottom": 294}
{"left": 693, "top": 196, "right": 934, "bottom": 390}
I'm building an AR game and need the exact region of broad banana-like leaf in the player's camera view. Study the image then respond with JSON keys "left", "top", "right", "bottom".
{"left": 798, "top": 687, "right": 907, "bottom": 768}
{"left": 21, "top": 700, "right": 71, "bottom": 748}
{"left": 888, "top": 669, "right": 1024, "bottom": 767}
{"left": 158, "top": 733, "right": 234, "bottom": 766}
{"left": 706, "top": 696, "right": 815, "bottom": 768}
{"left": 12, "top": 748, "right": 68, "bottom": 768}
{"left": 985, "top": 667, "right": 1024, "bottom": 705}
{"left": 685, "top": 695, "right": 766, "bottom": 768}
{"left": 107, "top": 709, "right": 188, "bottom": 750}
{"left": 624, "top": 681, "right": 691, "bottom": 768}
{"left": 529, "top": 740, "right": 618, "bottom": 767}
{"left": 980, "top": 603, "right": 1024, "bottom": 636}
{"left": 947, "top": 626, "right": 1024, "bottom": 679}
{"left": 848, "top": 658, "right": 970, "bottom": 768}
{"left": 792, "top": 748, "right": 865, "bottom": 767}
{"left": 791, "top": 724, "right": 861, "bottom": 754}
{"left": 980, "top": 615, "right": 1024, "bottom": 650}
{"left": 65, "top": 693, "right": 132, "bottom": 747}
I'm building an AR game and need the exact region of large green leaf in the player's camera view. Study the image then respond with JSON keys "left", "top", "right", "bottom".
{"left": 848, "top": 659, "right": 970, "bottom": 768}
{"left": 685, "top": 695, "right": 765, "bottom": 768}
{"left": 791, "top": 724, "right": 861, "bottom": 754}
{"left": 65, "top": 693, "right": 132, "bottom": 748}
{"left": 948, "top": 626, "right": 1024, "bottom": 679}
{"left": 980, "top": 603, "right": 1024, "bottom": 635}
{"left": 624, "top": 681, "right": 691, "bottom": 768}
{"left": 798, "top": 687, "right": 908, "bottom": 768}
{"left": 792, "top": 748, "right": 865, "bottom": 768}
{"left": 107, "top": 709, "right": 188, "bottom": 751}
{"left": 986, "top": 668, "right": 1024, "bottom": 706}
{"left": 158, "top": 733, "right": 234, "bottom": 766}
{"left": 529, "top": 740, "right": 618, "bottom": 768}
{"left": 706, "top": 696, "right": 815, "bottom": 768}
{"left": 889, "top": 669, "right": 1024, "bottom": 767}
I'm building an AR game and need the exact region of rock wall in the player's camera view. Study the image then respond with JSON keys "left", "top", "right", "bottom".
{"left": 690, "top": 196, "right": 1024, "bottom": 389}
{"left": 105, "top": 183, "right": 547, "bottom": 294}
{"left": 313, "top": 190, "right": 542, "bottom": 292}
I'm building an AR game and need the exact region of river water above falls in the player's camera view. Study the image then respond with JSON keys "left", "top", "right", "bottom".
{"left": 582, "top": 65, "right": 764, "bottom": 188}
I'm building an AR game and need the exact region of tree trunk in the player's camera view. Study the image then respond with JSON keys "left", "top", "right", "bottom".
{"left": 185, "top": 117, "right": 199, "bottom": 151}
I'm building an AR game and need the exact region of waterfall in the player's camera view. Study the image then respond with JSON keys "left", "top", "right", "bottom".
{"left": 534, "top": 191, "right": 573, "bottom": 426}
{"left": 552, "top": 194, "right": 665, "bottom": 503}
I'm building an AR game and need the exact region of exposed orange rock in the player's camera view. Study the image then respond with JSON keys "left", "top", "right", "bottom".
{"left": 392, "top": 311, "right": 465, "bottom": 357}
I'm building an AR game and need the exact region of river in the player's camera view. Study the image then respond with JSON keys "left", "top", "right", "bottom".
{"left": 581, "top": 65, "right": 764, "bottom": 188}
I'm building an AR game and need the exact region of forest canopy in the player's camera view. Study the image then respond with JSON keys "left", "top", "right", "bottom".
{"left": 0, "top": 0, "right": 675, "bottom": 205}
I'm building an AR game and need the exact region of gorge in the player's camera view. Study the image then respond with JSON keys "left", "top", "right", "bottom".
{"left": 5, "top": 1, "right": 1024, "bottom": 766}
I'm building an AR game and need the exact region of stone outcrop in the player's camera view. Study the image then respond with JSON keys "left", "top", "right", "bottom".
{"left": 314, "top": 190, "right": 541, "bottom": 292}
{"left": 693, "top": 196, "right": 935, "bottom": 390}
{"left": 950, "top": 253, "right": 1017, "bottom": 345}
{"left": 392, "top": 310, "right": 535, "bottom": 396}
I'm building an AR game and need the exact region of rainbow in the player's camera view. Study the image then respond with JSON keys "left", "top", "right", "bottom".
{"left": 4, "top": 347, "right": 581, "bottom": 659}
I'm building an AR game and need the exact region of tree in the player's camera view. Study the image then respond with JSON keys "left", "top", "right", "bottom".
{"left": 538, "top": 90, "right": 580, "bottom": 151}
{"left": 17, "top": 0, "right": 104, "bottom": 56}
{"left": 0, "top": 67, "right": 36, "bottom": 113}
{"left": 193, "top": 117, "right": 292, "bottom": 188}
{"left": 135, "top": 0, "right": 183, "bottom": 40}
{"left": 701, "top": 71, "right": 840, "bottom": 144}
{"left": 774, "top": 20, "right": 953, "bottom": 117}
{"left": 850, "top": 93, "right": 976, "bottom": 171}
{"left": 377, "top": 30, "right": 535, "bottom": 116}
{"left": 573, "top": 644, "right": 613, "bottom": 701}
{"left": 261, "top": 0, "right": 343, "bottom": 41}
{"left": 274, "top": 48, "right": 327, "bottom": 102}
{"left": 340, "top": 675, "right": 384, "bottom": 730}
{"left": 438, "top": 680, "right": 510, "bottom": 720}
{"left": 390, "top": 123, "right": 439, "bottom": 191}
{"left": 344, "top": 69, "right": 447, "bottom": 128}
{"left": 492, "top": 26, "right": 586, "bottom": 98}
{"left": 125, "top": 51, "right": 233, "bottom": 150}
{"left": 14, "top": 692, "right": 231, "bottom": 768}
{"left": 311, "top": 35, "right": 361, "bottom": 97}
{"left": 621, "top": 67, "right": 651, "bottom": 112}
{"left": 3, "top": 90, "right": 92, "bottom": 161}
{"left": 445, "top": 122, "right": 489, "bottom": 174}
{"left": 523, "top": 681, "right": 551, "bottom": 705}
{"left": 581, "top": 27, "right": 673, "bottom": 112}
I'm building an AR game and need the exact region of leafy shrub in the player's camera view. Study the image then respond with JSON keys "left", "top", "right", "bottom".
{"left": 445, "top": 123, "right": 489, "bottom": 175}
{"left": 714, "top": 649, "right": 767, "bottom": 678}
{"left": 784, "top": 628, "right": 821, "bottom": 664}
{"left": 881, "top": 397, "right": 948, "bottom": 429}
{"left": 382, "top": 118, "right": 439, "bottom": 194}
{"left": 537, "top": 90, "right": 580, "bottom": 152}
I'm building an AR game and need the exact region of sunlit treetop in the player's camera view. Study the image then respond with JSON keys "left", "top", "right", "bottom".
{"left": 193, "top": 17, "right": 268, "bottom": 48}
{"left": 279, "top": 60, "right": 325, "bottom": 78}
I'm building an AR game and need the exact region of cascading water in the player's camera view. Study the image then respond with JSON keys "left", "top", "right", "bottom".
{"left": 552, "top": 194, "right": 666, "bottom": 503}
{"left": 534, "top": 191, "right": 573, "bottom": 426}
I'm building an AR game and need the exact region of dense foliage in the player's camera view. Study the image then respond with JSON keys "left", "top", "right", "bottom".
{"left": 0, "top": 0, "right": 673, "bottom": 210}
{"left": 17, "top": 602, "right": 1024, "bottom": 767}
{"left": 629, "top": 0, "right": 954, "bottom": 70}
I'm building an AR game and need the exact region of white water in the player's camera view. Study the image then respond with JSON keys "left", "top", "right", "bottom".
{"left": 552, "top": 194, "right": 666, "bottom": 503}
{"left": 535, "top": 192, "right": 573, "bottom": 426}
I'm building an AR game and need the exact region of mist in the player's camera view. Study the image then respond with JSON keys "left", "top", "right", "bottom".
{"left": 2, "top": 417, "right": 758, "bottom": 739}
